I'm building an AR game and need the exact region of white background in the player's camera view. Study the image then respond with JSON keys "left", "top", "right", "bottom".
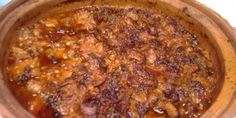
{"left": 198, "top": 0, "right": 236, "bottom": 27}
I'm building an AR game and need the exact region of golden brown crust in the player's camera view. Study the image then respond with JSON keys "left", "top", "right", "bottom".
{"left": 6, "top": 7, "right": 217, "bottom": 118}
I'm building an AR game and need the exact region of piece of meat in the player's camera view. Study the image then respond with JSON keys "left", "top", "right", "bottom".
{"left": 146, "top": 49, "right": 157, "bottom": 64}
{"left": 80, "top": 102, "right": 97, "bottom": 116}
{"left": 73, "top": 11, "right": 96, "bottom": 30}
{"left": 48, "top": 78, "right": 87, "bottom": 117}
{"left": 157, "top": 102, "right": 178, "bottom": 118}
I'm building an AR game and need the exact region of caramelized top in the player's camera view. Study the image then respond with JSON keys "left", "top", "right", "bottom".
{"left": 7, "top": 7, "right": 217, "bottom": 118}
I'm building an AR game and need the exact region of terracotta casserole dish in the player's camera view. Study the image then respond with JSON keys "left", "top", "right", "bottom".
{"left": 0, "top": 0, "right": 236, "bottom": 118}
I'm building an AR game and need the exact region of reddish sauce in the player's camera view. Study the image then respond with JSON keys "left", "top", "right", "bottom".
{"left": 6, "top": 6, "right": 217, "bottom": 118}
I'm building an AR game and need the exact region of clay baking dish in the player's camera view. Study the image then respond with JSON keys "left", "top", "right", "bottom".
{"left": 0, "top": 0, "right": 235, "bottom": 118}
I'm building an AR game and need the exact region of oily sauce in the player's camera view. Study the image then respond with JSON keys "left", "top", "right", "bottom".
{"left": 6, "top": 6, "right": 217, "bottom": 118}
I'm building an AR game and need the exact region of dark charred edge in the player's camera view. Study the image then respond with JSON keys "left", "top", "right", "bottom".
{"left": 61, "top": 0, "right": 82, "bottom": 4}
